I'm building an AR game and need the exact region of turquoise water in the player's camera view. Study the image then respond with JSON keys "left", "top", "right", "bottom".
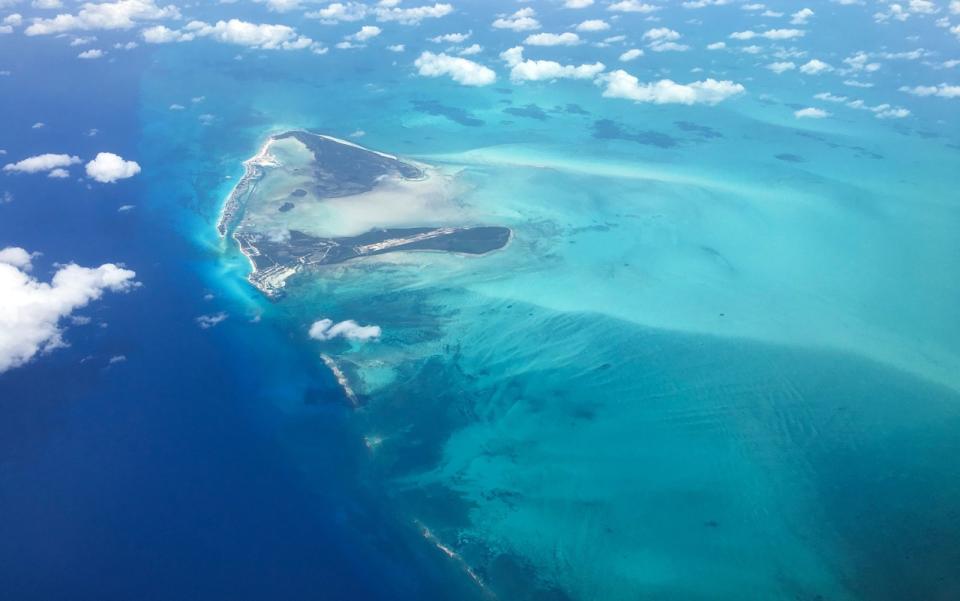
{"left": 131, "top": 2, "right": 960, "bottom": 598}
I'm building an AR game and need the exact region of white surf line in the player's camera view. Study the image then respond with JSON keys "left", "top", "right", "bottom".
{"left": 320, "top": 353, "right": 360, "bottom": 408}
{"left": 217, "top": 135, "right": 278, "bottom": 237}
{"left": 414, "top": 520, "right": 493, "bottom": 597}
{"left": 316, "top": 134, "right": 398, "bottom": 161}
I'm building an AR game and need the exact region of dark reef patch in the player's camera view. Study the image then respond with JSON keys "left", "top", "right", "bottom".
{"left": 675, "top": 120, "right": 723, "bottom": 139}
{"left": 592, "top": 119, "right": 679, "bottom": 148}
{"left": 411, "top": 100, "right": 484, "bottom": 127}
{"left": 504, "top": 104, "right": 549, "bottom": 121}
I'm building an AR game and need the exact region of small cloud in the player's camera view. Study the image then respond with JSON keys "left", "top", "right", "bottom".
{"left": 524, "top": 32, "right": 581, "bottom": 46}
{"left": 608, "top": 0, "right": 660, "bottom": 13}
{"left": 429, "top": 31, "right": 470, "bottom": 44}
{"left": 3, "top": 153, "right": 80, "bottom": 174}
{"left": 309, "top": 318, "right": 381, "bottom": 341}
{"left": 85, "top": 152, "right": 141, "bottom": 183}
{"left": 347, "top": 25, "right": 381, "bottom": 42}
{"left": 790, "top": 8, "right": 814, "bottom": 24}
{"left": 794, "top": 107, "right": 829, "bottom": 118}
{"left": 196, "top": 312, "right": 228, "bottom": 329}
{"left": 899, "top": 83, "right": 960, "bottom": 98}
{"left": 766, "top": 61, "right": 796, "bottom": 73}
{"left": 492, "top": 7, "right": 540, "bottom": 31}
{"left": 414, "top": 51, "right": 496, "bottom": 86}
{"left": 576, "top": 19, "right": 609, "bottom": 32}
{"left": 799, "top": 59, "right": 832, "bottom": 74}
{"left": 600, "top": 70, "right": 745, "bottom": 105}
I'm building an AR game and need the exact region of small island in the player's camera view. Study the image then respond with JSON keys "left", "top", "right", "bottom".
{"left": 218, "top": 130, "right": 510, "bottom": 298}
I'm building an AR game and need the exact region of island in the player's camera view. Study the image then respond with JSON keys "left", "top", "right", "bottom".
{"left": 218, "top": 130, "right": 510, "bottom": 298}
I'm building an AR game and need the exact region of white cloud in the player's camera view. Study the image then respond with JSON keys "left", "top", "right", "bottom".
{"left": 565, "top": 0, "right": 593, "bottom": 7}
{"left": 524, "top": 32, "right": 580, "bottom": 46}
{"left": 501, "top": 46, "right": 605, "bottom": 82}
{"left": 766, "top": 61, "right": 795, "bottom": 73}
{"left": 0, "top": 248, "right": 137, "bottom": 373}
{"left": 193, "top": 19, "right": 314, "bottom": 50}
{"left": 32, "top": 0, "right": 62, "bottom": 8}
{"left": 706, "top": 41, "right": 726, "bottom": 50}
{"left": 375, "top": 2, "right": 452, "bottom": 25}
{"left": 642, "top": 27, "right": 689, "bottom": 52}
{"left": 0, "top": 247, "right": 35, "bottom": 270}
{"left": 306, "top": 1, "right": 452, "bottom": 25}
{"left": 458, "top": 43, "right": 481, "bottom": 55}
{"left": 77, "top": 48, "right": 104, "bottom": 58}
{"left": 48, "top": 168, "right": 70, "bottom": 178}
{"left": 309, "top": 318, "right": 381, "bottom": 341}
{"left": 348, "top": 25, "right": 380, "bottom": 42}
{"left": 600, "top": 69, "right": 745, "bottom": 104}
{"left": 873, "top": 2, "right": 936, "bottom": 22}
{"left": 145, "top": 19, "right": 316, "bottom": 50}
{"left": 683, "top": 0, "right": 731, "bottom": 7}
{"left": 429, "top": 31, "right": 470, "bottom": 43}
{"left": 576, "top": 19, "right": 609, "bottom": 32}
{"left": 388, "top": 43, "right": 405, "bottom": 52}
{"left": 730, "top": 28, "right": 805, "bottom": 40}
{"left": 845, "top": 98, "right": 911, "bottom": 119}
{"left": 799, "top": 59, "right": 832, "bottom": 74}
{"left": 492, "top": 7, "right": 539, "bottom": 31}
{"left": 414, "top": 51, "right": 496, "bottom": 86}
{"left": 25, "top": 0, "right": 180, "bottom": 36}
{"left": 814, "top": 92, "right": 848, "bottom": 102}
{"left": 643, "top": 27, "right": 680, "bottom": 42}
{"left": 619, "top": 48, "right": 643, "bottom": 61}
{"left": 874, "top": 107, "right": 910, "bottom": 118}
{"left": 85, "top": 152, "right": 141, "bottom": 183}
{"left": 306, "top": 1, "right": 367, "bottom": 23}
{"left": 4, "top": 153, "right": 80, "bottom": 174}
{"left": 790, "top": 8, "right": 814, "bottom": 24}
{"left": 608, "top": 0, "right": 660, "bottom": 13}
{"left": 196, "top": 312, "right": 227, "bottom": 329}
{"left": 899, "top": 83, "right": 960, "bottom": 98}
{"left": 842, "top": 51, "right": 880, "bottom": 73}
{"left": 795, "top": 107, "right": 829, "bottom": 118}
{"left": 141, "top": 24, "right": 187, "bottom": 42}
{"left": 255, "top": 0, "right": 302, "bottom": 12}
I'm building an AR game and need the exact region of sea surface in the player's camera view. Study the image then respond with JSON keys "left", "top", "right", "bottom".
{"left": 2, "top": 1, "right": 960, "bottom": 600}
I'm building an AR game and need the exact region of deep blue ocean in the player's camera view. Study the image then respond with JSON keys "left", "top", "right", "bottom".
{"left": 2, "top": 1, "right": 960, "bottom": 599}
{"left": 0, "top": 30, "right": 480, "bottom": 601}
